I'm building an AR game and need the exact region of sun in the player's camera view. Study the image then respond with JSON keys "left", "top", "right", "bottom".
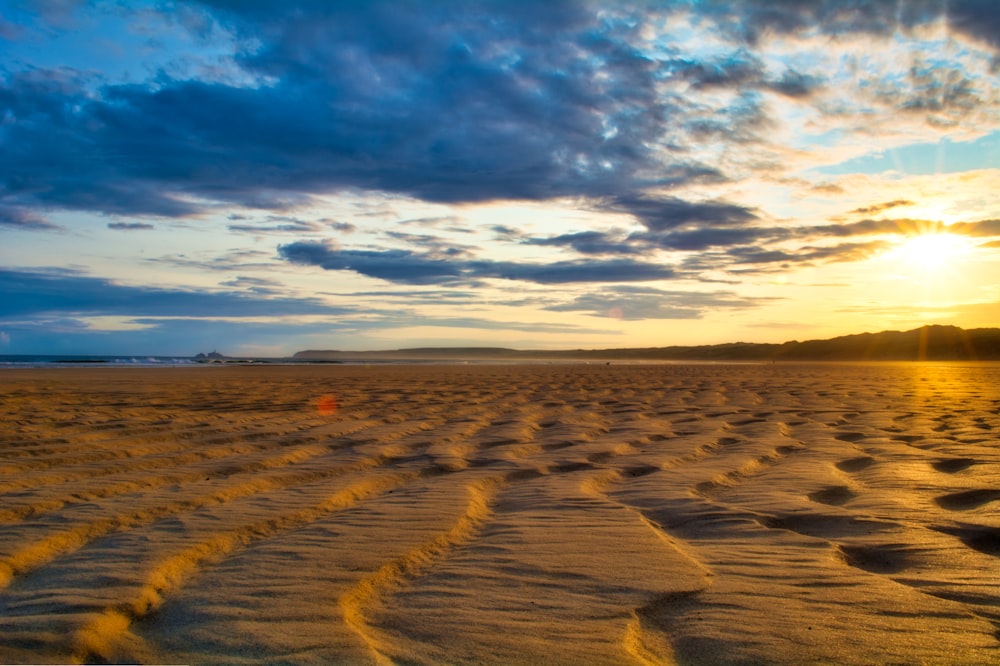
{"left": 893, "top": 233, "right": 969, "bottom": 271}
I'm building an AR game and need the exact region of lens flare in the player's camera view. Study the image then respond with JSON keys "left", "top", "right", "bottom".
{"left": 316, "top": 394, "right": 338, "bottom": 416}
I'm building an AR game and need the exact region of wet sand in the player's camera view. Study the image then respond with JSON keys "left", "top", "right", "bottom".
{"left": 0, "top": 362, "right": 998, "bottom": 664}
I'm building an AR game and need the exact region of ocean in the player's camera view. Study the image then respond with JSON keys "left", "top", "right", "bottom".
{"left": 0, "top": 355, "right": 206, "bottom": 368}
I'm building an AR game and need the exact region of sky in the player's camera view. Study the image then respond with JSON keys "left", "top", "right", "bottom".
{"left": 1, "top": 0, "right": 999, "bottom": 356}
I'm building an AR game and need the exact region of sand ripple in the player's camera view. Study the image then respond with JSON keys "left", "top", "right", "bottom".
{"left": 1, "top": 363, "right": 998, "bottom": 664}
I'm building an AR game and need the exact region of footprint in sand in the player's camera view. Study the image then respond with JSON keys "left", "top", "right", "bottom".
{"left": 835, "top": 456, "right": 875, "bottom": 473}
{"left": 933, "top": 489, "right": 1000, "bottom": 511}
{"left": 933, "top": 525, "right": 1000, "bottom": 557}
{"left": 808, "top": 485, "right": 857, "bottom": 506}
{"left": 930, "top": 458, "right": 976, "bottom": 474}
{"left": 837, "top": 544, "right": 914, "bottom": 574}
{"left": 622, "top": 464, "right": 659, "bottom": 478}
{"left": 961, "top": 529, "right": 1000, "bottom": 557}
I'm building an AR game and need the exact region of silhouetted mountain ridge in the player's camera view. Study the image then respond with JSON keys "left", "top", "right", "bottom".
{"left": 294, "top": 325, "right": 1000, "bottom": 362}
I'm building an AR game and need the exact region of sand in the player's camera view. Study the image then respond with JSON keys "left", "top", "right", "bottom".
{"left": 0, "top": 362, "right": 998, "bottom": 665}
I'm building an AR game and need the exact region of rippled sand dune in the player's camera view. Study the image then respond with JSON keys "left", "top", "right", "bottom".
{"left": 0, "top": 363, "right": 998, "bottom": 664}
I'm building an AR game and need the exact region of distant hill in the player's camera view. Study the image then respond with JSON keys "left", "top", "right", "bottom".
{"left": 293, "top": 325, "right": 1000, "bottom": 362}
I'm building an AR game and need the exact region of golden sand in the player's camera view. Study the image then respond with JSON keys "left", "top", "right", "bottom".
{"left": 0, "top": 363, "right": 998, "bottom": 664}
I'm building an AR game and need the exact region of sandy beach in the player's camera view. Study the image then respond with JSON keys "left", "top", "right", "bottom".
{"left": 0, "top": 362, "right": 997, "bottom": 665}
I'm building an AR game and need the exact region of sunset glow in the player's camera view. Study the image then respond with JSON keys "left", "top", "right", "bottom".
{"left": 1, "top": 1, "right": 998, "bottom": 355}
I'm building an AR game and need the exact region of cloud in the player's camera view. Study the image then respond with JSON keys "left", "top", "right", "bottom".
{"left": 329, "top": 221, "right": 357, "bottom": 233}
{"left": 107, "top": 222, "right": 155, "bottom": 231}
{"left": 672, "top": 51, "right": 764, "bottom": 89}
{"left": 521, "top": 194, "right": 768, "bottom": 255}
{"left": 384, "top": 230, "right": 477, "bottom": 258}
{"left": 599, "top": 194, "right": 759, "bottom": 232}
{"left": 546, "top": 286, "right": 776, "bottom": 320}
{"left": 2, "top": 1, "right": 995, "bottom": 227}
{"left": 146, "top": 248, "right": 276, "bottom": 273}
{"left": 227, "top": 218, "right": 325, "bottom": 234}
{"left": 0, "top": 4, "right": 667, "bottom": 214}
{"left": 278, "top": 240, "right": 676, "bottom": 285}
{"left": 949, "top": 218, "right": 1000, "bottom": 237}
{"left": 0, "top": 2, "right": 761, "bottom": 220}
{"left": 519, "top": 212, "right": 1000, "bottom": 278}
{"left": 0, "top": 315, "right": 347, "bottom": 356}
{"left": 947, "top": 0, "right": 1000, "bottom": 50}
{"left": 873, "top": 63, "right": 986, "bottom": 128}
{"left": 766, "top": 69, "right": 826, "bottom": 98}
{"left": 849, "top": 200, "right": 914, "bottom": 215}
{"left": 809, "top": 217, "right": 1000, "bottom": 239}
{"left": 224, "top": 215, "right": 330, "bottom": 235}
{"left": 726, "top": 240, "right": 889, "bottom": 268}
{"left": 640, "top": 226, "right": 786, "bottom": 251}
{"left": 218, "top": 275, "right": 286, "bottom": 295}
{"left": 525, "top": 230, "right": 640, "bottom": 255}
{"left": 0, "top": 16, "right": 21, "bottom": 40}
{"left": 698, "top": 0, "right": 1000, "bottom": 49}
{"left": 525, "top": 225, "right": 781, "bottom": 254}
{"left": 0, "top": 205, "right": 60, "bottom": 231}
{"left": 810, "top": 182, "right": 845, "bottom": 195}
{"left": 0, "top": 268, "right": 353, "bottom": 319}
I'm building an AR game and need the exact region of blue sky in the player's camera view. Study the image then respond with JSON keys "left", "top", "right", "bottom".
{"left": 2, "top": 0, "right": 999, "bottom": 355}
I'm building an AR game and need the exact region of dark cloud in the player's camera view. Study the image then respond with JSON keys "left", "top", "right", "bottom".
{"left": 218, "top": 275, "right": 285, "bottom": 295}
{"left": 810, "top": 182, "right": 845, "bottom": 195}
{"left": 665, "top": 51, "right": 826, "bottom": 113}
{"left": 0, "top": 68, "right": 203, "bottom": 214}
{"left": 278, "top": 240, "right": 675, "bottom": 285}
{"left": 107, "top": 222, "right": 155, "bottom": 231}
{"left": 384, "top": 231, "right": 475, "bottom": 258}
{"left": 672, "top": 51, "right": 764, "bottom": 89}
{"left": 849, "top": 200, "right": 914, "bottom": 215}
{"left": 599, "top": 194, "right": 759, "bottom": 232}
{"left": 397, "top": 216, "right": 462, "bottom": 228}
{"left": 525, "top": 230, "right": 640, "bottom": 255}
{"left": 329, "top": 221, "right": 357, "bottom": 233}
{"left": 807, "top": 218, "right": 925, "bottom": 237}
{"left": 490, "top": 225, "right": 523, "bottom": 241}
{"left": 146, "top": 248, "right": 276, "bottom": 272}
{"left": 766, "top": 69, "right": 825, "bottom": 98}
{"left": 0, "top": 316, "right": 346, "bottom": 356}
{"left": 948, "top": 0, "right": 1000, "bottom": 50}
{"left": 525, "top": 224, "right": 781, "bottom": 254}
{"left": 499, "top": 258, "right": 675, "bottom": 284}
{"left": 279, "top": 242, "right": 465, "bottom": 285}
{"left": 901, "top": 66, "right": 981, "bottom": 114}
{"left": 546, "top": 286, "right": 774, "bottom": 320}
{"left": 0, "top": 15, "right": 21, "bottom": 40}
{"left": 0, "top": 205, "right": 60, "bottom": 230}
{"left": 727, "top": 240, "right": 889, "bottom": 267}
{"left": 639, "top": 226, "right": 784, "bottom": 251}
{"left": 0, "top": 268, "right": 352, "bottom": 318}
{"left": 867, "top": 63, "right": 986, "bottom": 127}
{"left": 809, "top": 217, "right": 1000, "bottom": 238}
{"left": 1, "top": 0, "right": 994, "bottom": 237}
{"left": 950, "top": 219, "right": 1000, "bottom": 237}
{"left": 345, "top": 289, "right": 481, "bottom": 303}
{"left": 698, "top": 0, "right": 992, "bottom": 47}
{"left": 227, "top": 218, "right": 325, "bottom": 234}
{"left": 0, "top": 1, "right": 701, "bottom": 217}
{"left": 518, "top": 214, "right": 1000, "bottom": 276}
